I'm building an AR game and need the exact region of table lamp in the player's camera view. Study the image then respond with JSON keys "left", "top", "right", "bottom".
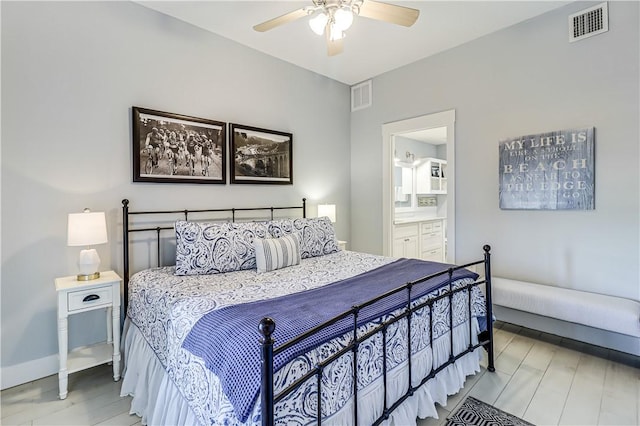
{"left": 318, "top": 204, "right": 336, "bottom": 223}
{"left": 67, "top": 209, "right": 108, "bottom": 281}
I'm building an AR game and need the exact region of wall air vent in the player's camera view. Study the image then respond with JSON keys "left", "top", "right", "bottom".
{"left": 351, "top": 80, "right": 372, "bottom": 112}
{"left": 569, "top": 2, "right": 608, "bottom": 42}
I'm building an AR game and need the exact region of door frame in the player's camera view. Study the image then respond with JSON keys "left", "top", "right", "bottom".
{"left": 381, "top": 110, "right": 456, "bottom": 262}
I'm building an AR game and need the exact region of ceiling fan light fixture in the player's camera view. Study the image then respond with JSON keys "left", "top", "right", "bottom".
{"left": 254, "top": 0, "right": 420, "bottom": 56}
{"left": 309, "top": 12, "right": 328, "bottom": 35}
{"left": 334, "top": 7, "right": 354, "bottom": 31}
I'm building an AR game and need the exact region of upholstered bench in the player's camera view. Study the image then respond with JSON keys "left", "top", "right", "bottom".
{"left": 492, "top": 277, "right": 640, "bottom": 355}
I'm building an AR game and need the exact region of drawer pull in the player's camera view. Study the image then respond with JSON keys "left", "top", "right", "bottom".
{"left": 82, "top": 294, "right": 100, "bottom": 302}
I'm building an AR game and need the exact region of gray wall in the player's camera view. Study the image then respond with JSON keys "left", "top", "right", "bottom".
{"left": 1, "top": 1, "right": 350, "bottom": 377}
{"left": 394, "top": 136, "right": 439, "bottom": 160}
{"left": 351, "top": 2, "right": 639, "bottom": 301}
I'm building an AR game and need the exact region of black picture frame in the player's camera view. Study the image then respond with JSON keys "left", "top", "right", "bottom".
{"left": 132, "top": 107, "right": 226, "bottom": 184}
{"left": 230, "top": 123, "right": 293, "bottom": 184}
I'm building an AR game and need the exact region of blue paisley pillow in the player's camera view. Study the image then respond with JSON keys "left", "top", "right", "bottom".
{"left": 175, "top": 221, "right": 269, "bottom": 275}
{"left": 265, "top": 219, "right": 295, "bottom": 238}
{"left": 266, "top": 217, "right": 339, "bottom": 259}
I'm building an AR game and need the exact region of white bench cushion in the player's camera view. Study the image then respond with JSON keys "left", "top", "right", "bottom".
{"left": 493, "top": 277, "right": 640, "bottom": 338}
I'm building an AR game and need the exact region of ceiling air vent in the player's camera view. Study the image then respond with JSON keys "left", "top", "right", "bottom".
{"left": 351, "top": 80, "right": 372, "bottom": 112}
{"left": 569, "top": 2, "right": 608, "bottom": 42}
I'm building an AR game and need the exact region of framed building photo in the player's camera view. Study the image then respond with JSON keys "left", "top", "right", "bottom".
{"left": 132, "top": 107, "right": 226, "bottom": 184}
{"left": 230, "top": 123, "right": 293, "bottom": 184}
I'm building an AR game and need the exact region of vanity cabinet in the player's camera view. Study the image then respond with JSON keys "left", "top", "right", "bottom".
{"left": 393, "top": 219, "right": 445, "bottom": 262}
{"left": 392, "top": 223, "right": 419, "bottom": 259}
{"left": 416, "top": 158, "right": 447, "bottom": 194}
{"left": 420, "top": 220, "right": 444, "bottom": 262}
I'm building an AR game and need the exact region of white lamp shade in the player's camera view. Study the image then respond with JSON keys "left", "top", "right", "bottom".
{"left": 67, "top": 211, "right": 108, "bottom": 246}
{"left": 309, "top": 12, "right": 328, "bottom": 35}
{"left": 334, "top": 8, "right": 353, "bottom": 31}
{"left": 318, "top": 204, "right": 337, "bottom": 223}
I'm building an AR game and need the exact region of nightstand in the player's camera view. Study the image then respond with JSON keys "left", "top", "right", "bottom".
{"left": 338, "top": 240, "right": 347, "bottom": 250}
{"left": 54, "top": 270, "right": 121, "bottom": 399}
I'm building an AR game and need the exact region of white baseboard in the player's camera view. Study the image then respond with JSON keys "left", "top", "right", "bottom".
{"left": 1, "top": 354, "right": 59, "bottom": 390}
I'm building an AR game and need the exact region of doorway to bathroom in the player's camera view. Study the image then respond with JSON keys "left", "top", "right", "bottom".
{"left": 381, "top": 110, "right": 456, "bottom": 263}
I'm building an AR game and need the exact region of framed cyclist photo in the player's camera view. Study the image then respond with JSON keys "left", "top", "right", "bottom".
{"left": 230, "top": 123, "right": 293, "bottom": 184}
{"left": 132, "top": 106, "right": 226, "bottom": 184}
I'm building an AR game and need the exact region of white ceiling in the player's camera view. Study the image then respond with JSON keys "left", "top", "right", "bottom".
{"left": 137, "top": 1, "right": 571, "bottom": 85}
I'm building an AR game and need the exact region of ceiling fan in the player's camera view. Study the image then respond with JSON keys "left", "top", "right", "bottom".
{"left": 253, "top": 0, "right": 420, "bottom": 56}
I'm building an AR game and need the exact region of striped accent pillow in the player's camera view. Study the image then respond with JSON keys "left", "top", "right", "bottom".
{"left": 254, "top": 234, "right": 301, "bottom": 273}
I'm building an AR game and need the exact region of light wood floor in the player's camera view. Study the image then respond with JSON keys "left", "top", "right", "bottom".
{"left": 419, "top": 321, "right": 640, "bottom": 426}
{"left": 2, "top": 321, "right": 638, "bottom": 425}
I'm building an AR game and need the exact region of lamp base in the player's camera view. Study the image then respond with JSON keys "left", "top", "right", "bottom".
{"left": 77, "top": 248, "right": 101, "bottom": 281}
{"left": 76, "top": 272, "right": 101, "bottom": 281}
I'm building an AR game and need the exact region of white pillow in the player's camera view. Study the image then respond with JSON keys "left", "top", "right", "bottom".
{"left": 254, "top": 234, "right": 301, "bottom": 273}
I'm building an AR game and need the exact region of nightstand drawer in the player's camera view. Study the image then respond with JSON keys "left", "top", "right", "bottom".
{"left": 67, "top": 286, "right": 112, "bottom": 311}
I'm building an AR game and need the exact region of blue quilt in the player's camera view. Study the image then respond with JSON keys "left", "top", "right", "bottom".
{"left": 182, "top": 258, "right": 478, "bottom": 422}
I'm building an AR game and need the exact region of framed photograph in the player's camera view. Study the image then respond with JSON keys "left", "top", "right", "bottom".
{"left": 132, "top": 107, "right": 226, "bottom": 184}
{"left": 230, "top": 123, "right": 293, "bottom": 184}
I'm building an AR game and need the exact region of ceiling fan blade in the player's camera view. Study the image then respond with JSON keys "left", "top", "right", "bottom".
{"left": 253, "top": 8, "right": 310, "bottom": 32}
{"left": 326, "top": 34, "right": 344, "bottom": 56}
{"left": 358, "top": 0, "right": 420, "bottom": 27}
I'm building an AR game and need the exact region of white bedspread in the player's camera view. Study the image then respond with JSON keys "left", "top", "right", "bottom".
{"left": 121, "top": 250, "right": 485, "bottom": 425}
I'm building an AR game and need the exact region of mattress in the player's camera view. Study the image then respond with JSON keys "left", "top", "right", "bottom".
{"left": 121, "top": 250, "right": 486, "bottom": 425}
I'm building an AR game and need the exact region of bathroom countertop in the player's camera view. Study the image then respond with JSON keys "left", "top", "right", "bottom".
{"left": 393, "top": 216, "right": 446, "bottom": 225}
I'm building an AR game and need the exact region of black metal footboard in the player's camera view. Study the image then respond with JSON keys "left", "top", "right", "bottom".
{"left": 260, "top": 245, "right": 494, "bottom": 426}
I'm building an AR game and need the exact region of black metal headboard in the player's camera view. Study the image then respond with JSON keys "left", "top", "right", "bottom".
{"left": 121, "top": 198, "right": 307, "bottom": 315}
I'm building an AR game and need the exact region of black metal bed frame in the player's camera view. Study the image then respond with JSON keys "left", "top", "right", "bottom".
{"left": 259, "top": 247, "right": 495, "bottom": 426}
{"left": 120, "top": 198, "right": 494, "bottom": 426}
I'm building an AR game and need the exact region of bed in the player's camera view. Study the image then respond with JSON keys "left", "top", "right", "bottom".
{"left": 119, "top": 198, "right": 495, "bottom": 425}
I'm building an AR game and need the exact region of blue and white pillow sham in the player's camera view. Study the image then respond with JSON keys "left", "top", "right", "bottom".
{"left": 175, "top": 221, "right": 269, "bottom": 276}
{"left": 176, "top": 217, "right": 338, "bottom": 275}
{"left": 267, "top": 217, "right": 339, "bottom": 259}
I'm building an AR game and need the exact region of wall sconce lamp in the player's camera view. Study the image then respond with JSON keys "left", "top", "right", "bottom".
{"left": 318, "top": 204, "right": 337, "bottom": 223}
{"left": 67, "top": 209, "right": 108, "bottom": 281}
